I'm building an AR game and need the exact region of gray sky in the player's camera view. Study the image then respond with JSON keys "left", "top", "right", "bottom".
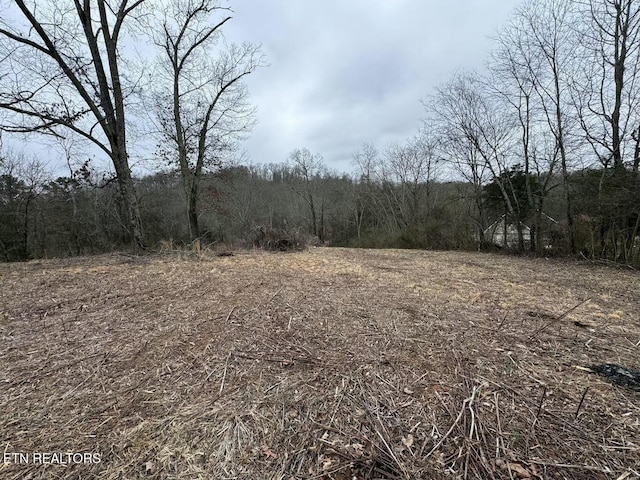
{"left": 223, "top": 1, "right": 523, "bottom": 173}
{"left": 1, "top": 1, "right": 523, "bottom": 176}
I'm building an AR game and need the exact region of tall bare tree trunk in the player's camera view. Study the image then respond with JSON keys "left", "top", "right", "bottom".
{"left": 188, "top": 178, "right": 200, "bottom": 240}
{"left": 0, "top": 0, "right": 147, "bottom": 249}
{"left": 113, "top": 154, "right": 145, "bottom": 248}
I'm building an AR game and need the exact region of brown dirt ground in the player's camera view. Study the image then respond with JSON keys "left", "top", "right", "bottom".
{"left": 0, "top": 247, "right": 639, "bottom": 479}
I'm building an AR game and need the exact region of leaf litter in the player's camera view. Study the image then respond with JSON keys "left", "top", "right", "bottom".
{"left": 0, "top": 247, "right": 639, "bottom": 479}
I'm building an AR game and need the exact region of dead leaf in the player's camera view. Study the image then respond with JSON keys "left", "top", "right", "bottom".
{"left": 506, "top": 462, "right": 532, "bottom": 478}
{"left": 261, "top": 445, "right": 278, "bottom": 459}
{"left": 401, "top": 434, "right": 414, "bottom": 448}
{"left": 144, "top": 461, "right": 155, "bottom": 474}
{"left": 403, "top": 387, "right": 414, "bottom": 394}
{"left": 321, "top": 456, "right": 334, "bottom": 470}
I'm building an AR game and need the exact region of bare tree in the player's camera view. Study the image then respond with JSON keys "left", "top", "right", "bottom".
{"left": 428, "top": 72, "right": 523, "bottom": 248}
{"left": 488, "top": 5, "right": 564, "bottom": 254}
{"left": 525, "top": 0, "right": 580, "bottom": 253}
{"left": 352, "top": 143, "right": 404, "bottom": 236}
{"left": 288, "top": 147, "right": 326, "bottom": 239}
{"left": 0, "top": 0, "right": 147, "bottom": 248}
{"left": 409, "top": 128, "right": 440, "bottom": 217}
{"left": 150, "top": 0, "right": 264, "bottom": 241}
{"left": 352, "top": 143, "right": 396, "bottom": 235}
{"left": 350, "top": 133, "right": 440, "bottom": 246}
{"left": 381, "top": 131, "right": 439, "bottom": 229}
{"left": 574, "top": 0, "right": 640, "bottom": 171}
{"left": 573, "top": 0, "right": 640, "bottom": 259}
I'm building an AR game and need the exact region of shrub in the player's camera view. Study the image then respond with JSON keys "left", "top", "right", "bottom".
{"left": 251, "top": 226, "right": 309, "bottom": 251}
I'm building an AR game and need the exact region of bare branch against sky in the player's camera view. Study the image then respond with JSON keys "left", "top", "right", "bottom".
{"left": 1, "top": 1, "right": 523, "bottom": 173}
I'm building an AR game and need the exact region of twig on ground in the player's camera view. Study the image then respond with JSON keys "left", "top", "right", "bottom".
{"left": 219, "top": 351, "right": 231, "bottom": 395}
{"left": 575, "top": 387, "right": 589, "bottom": 418}
{"left": 528, "top": 298, "right": 591, "bottom": 340}
{"left": 424, "top": 385, "right": 480, "bottom": 459}
{"left": 534, "top": 386, "right": 547, "bottom": 426}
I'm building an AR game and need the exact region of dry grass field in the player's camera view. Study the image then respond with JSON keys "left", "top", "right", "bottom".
{"left": 1, "top": 247, "right": 639, "bottom": 479}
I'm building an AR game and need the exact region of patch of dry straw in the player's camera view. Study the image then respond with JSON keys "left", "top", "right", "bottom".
{"left": 1, "top": 248, "right": 638, "bottom": 479}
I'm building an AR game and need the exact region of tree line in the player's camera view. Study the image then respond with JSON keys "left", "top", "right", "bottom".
{"left": 0, "top": 145, "right": 634, "bottom": 262}
{"left": 1, "top": 0, "right": 639, "bottom": 264}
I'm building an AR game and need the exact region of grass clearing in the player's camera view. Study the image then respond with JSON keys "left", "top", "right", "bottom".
{"left": 1, "top": 248, "right": 639, "bottom": 479}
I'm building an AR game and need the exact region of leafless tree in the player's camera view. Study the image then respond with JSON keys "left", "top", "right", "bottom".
{"left": 288, "top": 147, "right": 326, "bottom": 239}
{"left": 488, "top": 4, "right": 565, "bottom": 254}
{"left": 0, "top": 0, "right": 147, "bottom": 248}
{"left": 352, "top": 142, "right": 406, "bottom": 236}
{"left": 149, "top": 0, "right": 264, "bottom": 240}
{"left": 573, "top": 0, "right": 640, "bottom": 171}
{"left": 381, "top": 131, "right": 439, "bottom": 229}
{"left": 428, "top": 72, "right": 521, "bottom": 247}
{"left": 351, "top": 143, "right": 390, "bottom": 237}
{"left": 570, "top": 0, "right": 640, "bottom": 258}
{"left": 512, "top": 0, "right": 580, "bottom": 253}
{"left": 350, "top": 132, "right": 440, "bottom": 244}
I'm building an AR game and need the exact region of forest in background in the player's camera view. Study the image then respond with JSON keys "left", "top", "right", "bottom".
{"left": 1, "top": 152, "right": 637, "bottom": 263}
{"left": 1, "top": 0, "right": 639, "bottom": 264}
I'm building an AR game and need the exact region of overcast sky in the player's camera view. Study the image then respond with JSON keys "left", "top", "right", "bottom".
{"left": 1, "top": 1, "right": 523, "bottom": 176}
{"left": 223, "top": 1, "right": 524, "bottom": 173}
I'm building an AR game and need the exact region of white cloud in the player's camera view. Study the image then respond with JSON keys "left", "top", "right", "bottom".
{"left": 224, "top": 1, "right": 524, "bottom": 172}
